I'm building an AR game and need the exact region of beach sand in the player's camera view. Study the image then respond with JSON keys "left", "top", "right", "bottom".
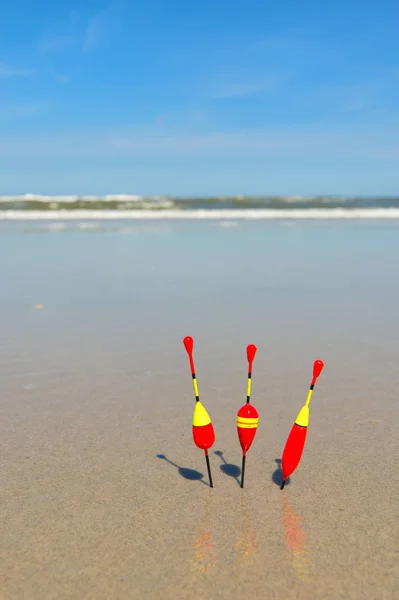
{"left": 0, "top": 220, "right": 398, "bottom": 599}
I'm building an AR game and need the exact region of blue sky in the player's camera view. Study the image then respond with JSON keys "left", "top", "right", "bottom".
{"left": 1, "top": 0, "right": 399, "bottom": 195}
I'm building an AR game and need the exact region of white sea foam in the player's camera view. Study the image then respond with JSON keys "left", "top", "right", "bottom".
{"left": 46, "top": 223, "right": 68, "bottom": 230}
{"left": 0, "top": 194, "right": 145, "bottom": 202}
{"left": 1, "top": 208, "right": 399, "bottom": 220}
{"left": 219, "top": 220, "right": 239, "bottom": 227}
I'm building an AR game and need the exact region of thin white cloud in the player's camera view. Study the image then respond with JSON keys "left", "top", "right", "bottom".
{"left": 82, "top": 6, "right": 114, "bottom": 51}
{"left": 1, "top": 122, "right": 399, "bottom": 161}
{"left": 108, "top": 126, "right": 399, "bottom": 160}
{"left": 0, "top": 104, "right": 49, "bottom": 120}
{"left": 12, "top": 104, "right": 48, "bottom": 117}
{"left": 0, "top": 63, "right": 35, "bottom": 77}
{"left": 35, "top": 5, "right": 117, "bottom": 84}
{"left": 248, "top": 35, "right": 320, "bottom": 70}
{"left": 304, "top": 69, "right": 399, "bottom": 115}
{"left": 37, "top": 33, "right": 75, "bottom": 55}
{"left": 37, "top": 5, "right": 116, "bottom": 66}
{"left": 210, "top": 75, "right": 285, "bottom": 99}
{"left": 46, "top": 66, "right": 70, "bottom": 84}
{"left": 53, "top": 73, "right": 69, "bottom": 84}
{"left": 36, "top": 8, "right": 84, "bottom": 55}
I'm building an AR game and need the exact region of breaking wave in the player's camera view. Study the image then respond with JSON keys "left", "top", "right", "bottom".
{"left": 1, "top": 194, "right": 399, "bottom": 219}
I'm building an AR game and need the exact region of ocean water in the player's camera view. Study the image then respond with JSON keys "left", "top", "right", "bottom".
{"left": 3, "top": 218, "right": 399, "bottom": 388}
{"left": 2, "top": 219, "right": 399, "bottom": 342}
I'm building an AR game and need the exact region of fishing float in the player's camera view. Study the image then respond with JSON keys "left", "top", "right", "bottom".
{"left": 280, "top": 359, "right": 324, "bottom": 489}
{"left": 237, "top": 344, "right": 259, "bottom": 488}
{"left": 183, "top": 336, "right": 215, "bottom": 488}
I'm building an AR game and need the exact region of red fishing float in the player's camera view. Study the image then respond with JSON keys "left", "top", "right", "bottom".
{"left": 280, "top": 359, "right": 324, "bottom": 489}
{"left": 183, "top": 336, "right": 215, "bottom": 487}
{"left": 237, "top": 344, "right": 259, "bottom": 488}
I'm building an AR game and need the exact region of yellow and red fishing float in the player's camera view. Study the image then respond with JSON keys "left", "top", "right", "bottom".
{"left": 183, "top": 336, "right": 215, "bottom": 487}
{"left": 280, "top": 359, "right": 324, "bottom": 489}
{"left": 236, "top": 344, "right": 259, "bottom": 488}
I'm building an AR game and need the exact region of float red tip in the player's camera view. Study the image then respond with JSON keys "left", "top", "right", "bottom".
{"left": 183, "top": 336, "right": 194, "bottom": 355}
{"left": 246, "top": 344, "right": 257, "bottom": 366}
{"left": 313, "top": 359, "right": 324, "bottom": 379}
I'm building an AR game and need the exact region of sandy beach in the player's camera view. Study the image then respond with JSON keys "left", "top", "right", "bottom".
{"left": 0, "top": 220, "right": 398, "bottom": 599}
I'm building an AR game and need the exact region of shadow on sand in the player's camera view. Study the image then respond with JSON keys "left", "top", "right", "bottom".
{"left": 272, "top": 458, "right": 291, "bottom": 487}
{"left": 213, "top": 450, "right": 241, "bottom": 486}
{"left": 156, "top": 454, "right": 209, "bottom": 485}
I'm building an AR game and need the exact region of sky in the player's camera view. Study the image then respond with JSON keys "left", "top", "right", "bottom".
{"left": 1, "top": 0, "right": 399, "bottom": 196}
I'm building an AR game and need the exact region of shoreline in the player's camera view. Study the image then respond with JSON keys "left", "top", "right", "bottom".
{"left": 2, "top": 208, "right": 399, "bottom": 220}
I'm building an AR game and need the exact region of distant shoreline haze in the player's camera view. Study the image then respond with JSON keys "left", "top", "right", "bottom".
{"left": 1, "top": 194, "right": 399, "bottom": 212}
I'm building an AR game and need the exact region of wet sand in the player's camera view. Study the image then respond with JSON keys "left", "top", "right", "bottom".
{"left": 0, "top": 220, "right": 398, "bottom": 599}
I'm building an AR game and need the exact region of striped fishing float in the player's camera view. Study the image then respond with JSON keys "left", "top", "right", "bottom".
{"left": 237, "top": 344, "right": 259, "bottom": 488}
{"left": 183, "top": 336, "right": 215, "bottom": 487}
{"left": 280, "top": 359, "right": 324, "bottom": 489}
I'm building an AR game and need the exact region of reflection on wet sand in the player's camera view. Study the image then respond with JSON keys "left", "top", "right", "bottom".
{"left": 281, "top": 492, "right": 312, "bottom": 583}
{"left": 187, "top": 452, "right": 260, "bottom": 577}
{"left": 236, "top": 491, "right": 259, "bottom": 565}
{"left": 213, "top": 451, "right": 258, "bottom": 565}
{"left": 190, "top": 489, "right": 216, "bottom": 574}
